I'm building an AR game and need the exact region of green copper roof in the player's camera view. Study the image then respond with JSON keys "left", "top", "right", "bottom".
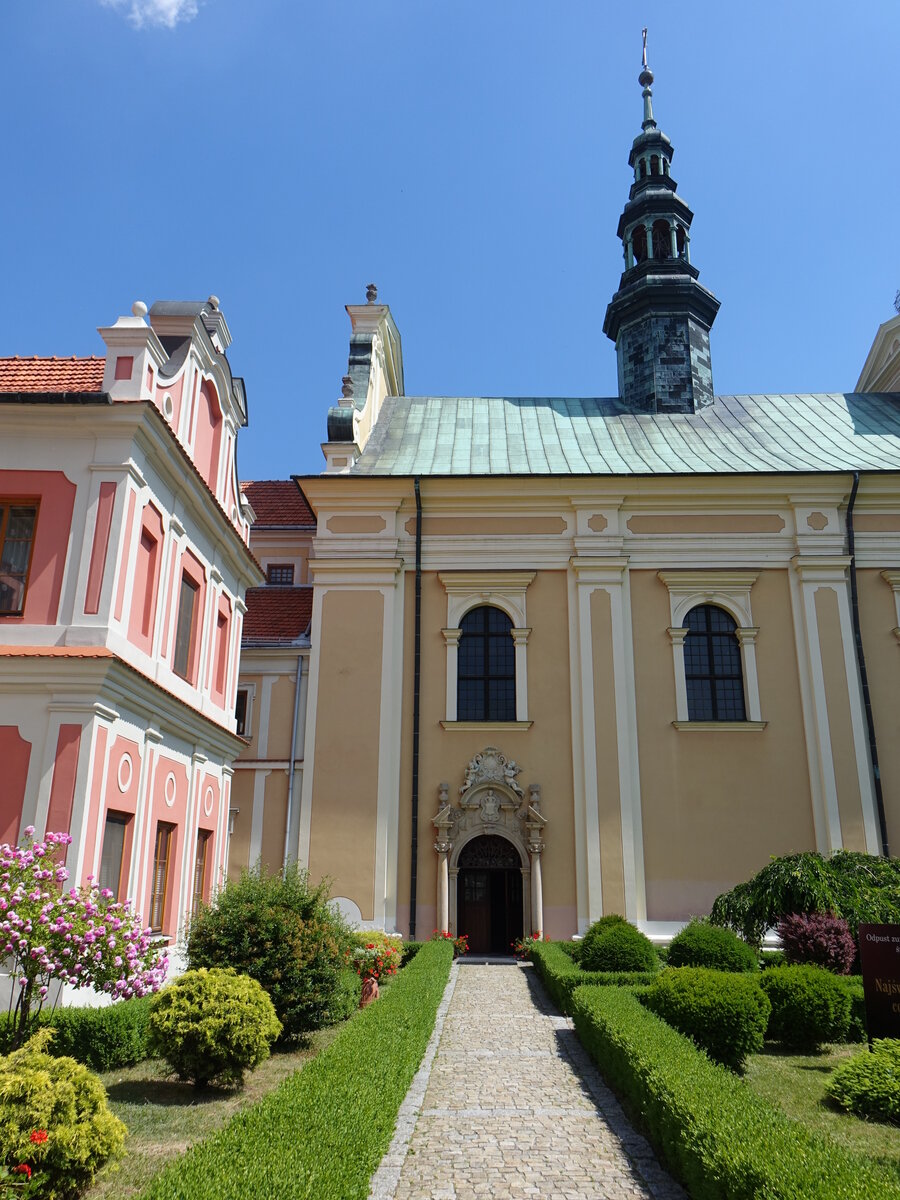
{"left": 350, "top": 393, "right": 900, "bottom": 476}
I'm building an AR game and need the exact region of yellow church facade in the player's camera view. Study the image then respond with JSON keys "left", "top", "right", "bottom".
{"left": 237, "top": 65, "right": 900, "bottom": 952}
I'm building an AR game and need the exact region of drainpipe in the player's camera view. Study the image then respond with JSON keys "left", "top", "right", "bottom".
{"left": 410, "top": 478, "right": 422, "bottom": 938}
{"left": 282, "top": 652, "right": 304, "bottom": 875}
{"left": 847, "top": 471, "right": 890, "bottom": 857}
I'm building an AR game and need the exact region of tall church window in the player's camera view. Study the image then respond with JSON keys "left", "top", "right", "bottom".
{"left": 684, "top": 604, "right": 746, "bottom": 721}
{"left": 458, "top": 606, "right": 515, "bottom": 722}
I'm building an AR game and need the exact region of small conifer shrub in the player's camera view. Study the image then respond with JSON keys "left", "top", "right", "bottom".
{"left": 148, "top": 968, "right": 281, "bottom": 1088}
{"left": 0, "top": 1029, "right": 126, "bottom": 1198}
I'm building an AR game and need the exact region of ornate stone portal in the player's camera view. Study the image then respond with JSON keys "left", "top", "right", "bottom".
{"left": 433, "top": 747, "right": 546, "bottom": 937}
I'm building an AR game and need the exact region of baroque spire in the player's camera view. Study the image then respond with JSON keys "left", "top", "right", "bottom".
{"left": 602, "top": 31, "right": 720, "bottom": 414}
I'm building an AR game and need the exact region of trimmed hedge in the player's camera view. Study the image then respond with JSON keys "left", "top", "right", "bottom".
{"left": 0, "top": 996, "right": 153, "bottom": 1070}
{"left": 760, "top": 965, "right": 852, "bottom": 1049}
{"left": 667, "top": 920, "right": 758, "bottom": 973}
{"left": 138, "top": 939, "right": 454, "bottom": 1200}
{"left": 531, "top": 941, "right": 656, "bottom": 1015}
{"left": 571, "top": 984, "right": 900, "bottom": 1200}
{"left": 640, "top": 967, "right": 770, "bottom": 1070}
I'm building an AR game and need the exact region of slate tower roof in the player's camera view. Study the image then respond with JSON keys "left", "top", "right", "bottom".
{"left": 602, "top": 32, "right": 721, "bottom": 414}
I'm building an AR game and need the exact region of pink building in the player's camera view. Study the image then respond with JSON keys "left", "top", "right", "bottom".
{"left": 0, "top": 298, "right": 262, "bottom": 964}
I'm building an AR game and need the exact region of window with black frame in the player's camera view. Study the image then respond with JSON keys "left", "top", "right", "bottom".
{"left": 457, "top": 605, "right": 516, "bottom": 722}
{"left": 684, "top": 604, "right": 746, "bottom": 721}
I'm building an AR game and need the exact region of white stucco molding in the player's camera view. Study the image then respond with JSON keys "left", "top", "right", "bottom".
{"left": 880, "top": 571, "right": 900, "bottom": 642}
{"left": 659, "top": 571, "right": 761, "bottom": 723}
{"left": 438, "top": 572, "right": 535, "bottom": 722}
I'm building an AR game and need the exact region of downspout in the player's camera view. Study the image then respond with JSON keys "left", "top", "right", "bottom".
{"left": 846, "top": 471, "right": 890, "bottom": 857}
{"left": 283, "top": 651, "right": 304, "bottom": 875}
{"left": 410, "top": 477, "right": 422, "bottom": 938}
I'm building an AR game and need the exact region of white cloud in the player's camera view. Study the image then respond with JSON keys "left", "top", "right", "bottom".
{"left": 100, "top": 0, "right": 199, "bottom": 29}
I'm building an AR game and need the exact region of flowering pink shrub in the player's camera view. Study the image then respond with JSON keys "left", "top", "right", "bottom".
{"left": 1, "top": 828, "right": 168, "bottom": 1048}
{"left": 776, "top": 911, "right": 856, "bottom": 974}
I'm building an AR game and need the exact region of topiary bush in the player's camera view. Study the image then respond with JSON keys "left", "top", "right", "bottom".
{"left": 580, "top": 920, "right": 658, "bottom": 973}
{"left": 760, "top": 965, "right": 852, "bottom": 1049}
{"left": 0, "top": 1028, "right": 126, "bottom": 1198}
{"left": 640, "top": 966, "right": 770, "bottom": 1070}
{"left": 186, "top": 864, "right": 352, "bottom": 1041}
{"left": 148, "top": 968, "right": 281, "bottom": 1089}
{"left": 667, "top": 919, "right": 758, "bottom": 972}
{"left": 710, "top": 850, "right": 900, "bottom": 945}
{"left": 826, "top": 1039, "right": 900, "bottom": 1124}
{"left": 776, "top": 912, "right": 856, "bottom": 974}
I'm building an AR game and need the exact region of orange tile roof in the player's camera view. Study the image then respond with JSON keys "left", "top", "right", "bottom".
{"left": 0, "top": 357, "right": 106, "bottom": 393}
{"left": 240, "top": 480, "right": 316, "bottom": 527}
{"left": 242, "top": 586, "right": 313, "bottom": 644}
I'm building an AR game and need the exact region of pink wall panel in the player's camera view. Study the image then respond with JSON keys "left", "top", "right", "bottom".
{"left": 105, "top": 734, "right": 141, "bottom": 817}
{"left": 113, "top": 489, "right": 137, "bottom": 622}
{"left": 0, "top": 469, "right": 76, "bottom": 625}
{"left": 84, "top": 482, "right": 117, "bottom": 614}
{"left": 0, "top": 727, "right": 32, "bottom": 845}
{"left": 80, "top": 724, "right": 108, "bottom": 887}
{"left": 127, "top": 503, "right": 164, "bottom": 653}
{"left": 193, "top": 379, "right": 223, "bottom": 494}
{"left": 45, "top": 723, "right": 82, "bottom": 838}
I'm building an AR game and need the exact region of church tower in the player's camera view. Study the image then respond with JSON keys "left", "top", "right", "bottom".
{"left": 603, "top": 33, "right": 720, "bottom": 413}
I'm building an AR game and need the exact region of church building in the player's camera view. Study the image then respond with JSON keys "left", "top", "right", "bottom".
{"left": 287, "top": 52, "right": 900, "bottom": 950}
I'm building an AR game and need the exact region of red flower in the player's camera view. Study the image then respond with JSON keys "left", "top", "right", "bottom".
{"left": 30, "top": 1130, "right": 48, "bottom": 1144}
{"left": 14, "top": 1164, "right": 32, "bottom": 1178}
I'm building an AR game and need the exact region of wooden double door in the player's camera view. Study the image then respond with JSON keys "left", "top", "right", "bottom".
{"left": 456, "top": 835, "right": 523, "bottom": 955}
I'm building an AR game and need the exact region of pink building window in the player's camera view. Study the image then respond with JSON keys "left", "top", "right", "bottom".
{"left": 0, "top": 503, "right": 38, "bottom": 615}
{"left": 191, "top": 830, "right": 212, "bottom": 917}
{"left": 173, "top": 573, "right": 200, "bottom": 681}
{"left": 149, "top": 822, "right": 175, "bottom": 933}
{"left": 98, "top": 812, "right": 131, "bottom": 899}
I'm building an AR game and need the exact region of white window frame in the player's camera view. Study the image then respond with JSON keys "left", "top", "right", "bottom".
{"left": 658, "top": 571, "right": 764, "bottom": 728}
{"left": 439, "top": 572, "right": 534, "bottom": 725}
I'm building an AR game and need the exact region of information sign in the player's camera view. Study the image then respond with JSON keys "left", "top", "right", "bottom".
{"left": 858, "top": 923, "right": 900, "bottom": 1041}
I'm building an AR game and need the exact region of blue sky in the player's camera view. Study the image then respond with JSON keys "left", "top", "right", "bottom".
{"left": 3, "top": 2, "right": 898, "bottom": 479}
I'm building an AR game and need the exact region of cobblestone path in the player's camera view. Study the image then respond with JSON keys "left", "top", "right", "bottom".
{"left": 370, "top": 960, "right": 684, "bottom": 1200}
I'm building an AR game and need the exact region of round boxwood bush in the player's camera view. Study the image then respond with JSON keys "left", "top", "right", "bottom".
{"left": 640, "top": 966, "right": 770, "bottom": 1071}
{"left": 826, "top": 1038, "right": 900, "bottom": 1124}
{"left": 667, "top": 919, "right": 758, "bottom": 972}
{"left": 760, "top": 964, "right": 852, "bottom": 1049}
{"left": 581, "top": 919, "right": 658, "bottom": 973}
{"left": 149, "top": 968, "right": 281, "bottom": 1088}
{"left": 0, "top": 1028, "right": 126, "bottom": 1198}
{"left": 186, "top": 864, "right": 352, "bottom": 1040}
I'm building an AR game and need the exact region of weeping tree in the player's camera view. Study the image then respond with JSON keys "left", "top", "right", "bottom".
{"left": 709, "top": 851, "right": 900, "bottom": 946}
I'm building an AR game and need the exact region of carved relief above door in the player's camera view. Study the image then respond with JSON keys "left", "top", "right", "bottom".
{"left": 432, "top": 746, "right": 546, "bottom": 945}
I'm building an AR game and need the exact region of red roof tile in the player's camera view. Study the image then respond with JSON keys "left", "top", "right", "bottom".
{"left": 240, "top": 480, "right": 315, "bottom": 527}
{"left": 0, "top": 357, "right": 105, "bottom": 393}
{"left": 242, "top": 586, "right": 313, "bottom": 644}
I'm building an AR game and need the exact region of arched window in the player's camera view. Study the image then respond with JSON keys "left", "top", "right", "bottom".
{"left": 684, "top": 605, "right": 746, "bottom": 721}
{"left": 458, "top": 606, "right": 515, "bottom": 721}
{"left": 662, "top": 159, "right": 669, "bottom": 175}
{"left": 639, "top": 158, "right": 647, "bottom": 179}
{"left": 676, "top": 224, "right": 687, "bottom": 258}
{"left": 650, "top": 154, "right": 659, "bottom": 175}
{"left": 632, "top": 224, "right": 648, "bottom": 264}
{"left": 652, "top": 219, "right": 671, "bottom": 260}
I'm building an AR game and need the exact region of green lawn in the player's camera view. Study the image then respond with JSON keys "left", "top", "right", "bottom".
{"left": 745, "top": 1044, "right": 900, "bottom": 1179}
{"left": 84, "top": 1029, "right": 339, "bottom": 1199}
